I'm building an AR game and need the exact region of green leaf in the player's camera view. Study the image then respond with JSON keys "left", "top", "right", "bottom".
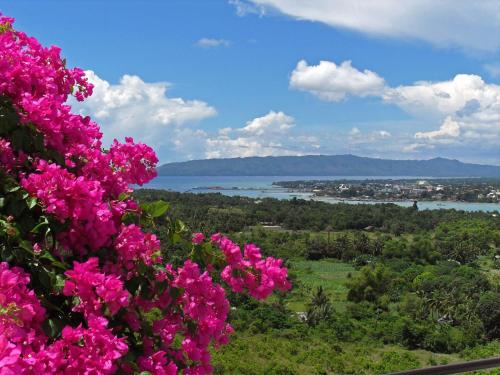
{"left": 54, "top": 274, "right": 66, "bottom": 292}
{"left": 51, "top": 260, "right": 67, "bottom": 271}
{"left": 38, "top": 250, "right": 56, "bottom": 262}
{"left": 137, "top": 262, "right": 149, "bottom": 276}
{"left": 175, "top": 219, "right": 187, "bottom": 232}
{"left": 6, "top": 185, "right": 20, "bottom": 193}
{"left": 155, "top": 281, "right": 167, "bottom": 295}
{"left": 37, "top": 267, "right": 52, "bottom": 290}
{"left": 118, "top": 192, "right": 131, "bottom": 201}
{"left": 19, "top": 240, "right": 35, "bottom": 255}
{"left": 43, "top": 317, "right": 64, "bottom": 339}
{"left": 31, "top": 216, "right": 49, "bottom": 233}
{"left": 0, "top": 99, "right": 19, "bottom": 135}
{"left": 11, "top": 128, "right": 27, "bottom": 151}
{"left": 169, "top": 287, "right": 183, "bottom": 300}
{"left": 139, "top": 281, "right": 153, "bottom": 299}
{"left": 33, "top": 132, "right": 44, "bottom": 152}
{"left": 44, "top": 149, "right": 65, "bottom": 166}
{"left": 38, "top": 251, "right": 66, "bottom": 270}
{"left": 171, "top": 233, "right": 181, "bottom": 244}
{"left": 142, "top": 200, "right": 169, "bottom": 218}
{"left": 27, "top": 196, "right": 37, "bottom": 209}
{"left": 125, "top": 276, "right": 142, "bottom": 294}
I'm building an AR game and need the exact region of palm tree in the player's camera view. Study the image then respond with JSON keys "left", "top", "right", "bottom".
{"left": 306, "top": 286, "right": 334, "bottom": 326}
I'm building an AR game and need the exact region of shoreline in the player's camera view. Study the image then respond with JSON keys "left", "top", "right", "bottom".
{"left": 309, "top": 194, "right": 498, "bottom": 205}
{"left": 187, "top": 186, "right": 499, "bottom": 205}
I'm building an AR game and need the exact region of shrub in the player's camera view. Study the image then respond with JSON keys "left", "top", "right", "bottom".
{"left": 0, "top": 15, "right": 290, "bottom": 374}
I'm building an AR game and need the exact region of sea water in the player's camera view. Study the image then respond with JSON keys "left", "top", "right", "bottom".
{"left": 144, "top": 176, "right": 500, "bottom": 213}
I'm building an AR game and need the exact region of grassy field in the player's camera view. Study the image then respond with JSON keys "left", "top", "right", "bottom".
{"left": 211, "top": 334, "right": 463, "bottom": 374}
{"left": 287, "top": 259, "right": 357, "bottom": 312}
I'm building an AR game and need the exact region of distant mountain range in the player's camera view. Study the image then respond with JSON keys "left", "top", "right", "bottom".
{"left": 157, "top": 155, "right": 500, "bottom": 177}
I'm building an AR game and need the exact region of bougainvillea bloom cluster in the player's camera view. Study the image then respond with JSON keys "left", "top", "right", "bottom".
{"left": 0, "top": 14, "right": 290, "bottom": 374}
{"left": 212, "top": 234, "right": 291, "bottom": 300}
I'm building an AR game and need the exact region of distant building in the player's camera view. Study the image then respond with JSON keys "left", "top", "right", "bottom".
{"left": 261, "top": 225, "right": 283, "bottom": 230}
{"left": 410, "top": 188, "right": 427, "bottom": 196}
{"left": 338, "top": 184, "right": 349, "bottom": 192}
{"left": 486, "top": 190, "right": 500, "bottom": 200}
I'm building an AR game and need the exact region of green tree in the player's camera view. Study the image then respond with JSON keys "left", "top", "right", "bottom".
{"left": 477, "top": 292, "right": 500, "bottom": 339}
{"left": 347, "top": 264, "right": 394, "bottom": 307}
{"left": 306, "top": 286, "right": 334, "bottom": 326}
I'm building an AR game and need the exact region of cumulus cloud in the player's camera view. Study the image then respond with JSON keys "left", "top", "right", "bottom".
{"left": 290, "top": 59, "right": 500, "bottom": 159}
{"left": 195, "top": 38, "right": 231, "bottom": 48}
{"left": 240, "top": 110, "right": 294, "bottom": 135}
{"left": 205, "top": 111, "right": 301, "bottom": 158}
{"left": 74, "top": 74, "right": 318, "bottom": 161}
{"left": 72, "top": 71, "right": 217, "bottom": 160}
{"left": 290, "top": 60, "right": 385, "bottom": 101}
{"left": 384, "top": 74, "right": 500, "bottom": 147}
{"left": 382, "top": 74, "right": 497, "bottom": 118}
{"left": 236, "top": 0, "right": 500, "bottom": 52}
{"left": 415, "top": 117, "right": 460, "bottom": 141}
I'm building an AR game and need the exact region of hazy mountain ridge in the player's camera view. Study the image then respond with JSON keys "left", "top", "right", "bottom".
{"left": 157, "top": 155, "right": 500, "bottom": 177}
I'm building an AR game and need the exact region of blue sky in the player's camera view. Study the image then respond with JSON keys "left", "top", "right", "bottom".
{"left": 2, "top": 0, "right": 500, "bottom": 164}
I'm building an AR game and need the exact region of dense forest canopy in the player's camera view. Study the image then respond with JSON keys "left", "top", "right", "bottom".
{"left": 134, "top": 189, "right": 499, "bottom": 234}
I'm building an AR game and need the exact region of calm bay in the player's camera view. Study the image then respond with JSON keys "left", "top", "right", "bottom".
{"left": 144, "top": 176, "right": 500, "bottom": 213}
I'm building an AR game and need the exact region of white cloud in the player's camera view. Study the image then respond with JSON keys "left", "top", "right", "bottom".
{"left": 195, "top": 38, "right": 231, "bottom": 48}
{"left": 229, "top": 0, "right": 267, "bottom": 17}
{"left": 205, "top": 111, "right": 300, "bottom": 158}
{"left": 348, "top": 127, "right": 392, "bottom": 143}
{"left": 290, "top": 60, "right": 385, "bottom": 101}
{"left": 348, "top": 127, "right": 361, "bottom": 137}
{"left": 72, "top": 71, "right": 217, "bottom": 161}
{"left": 240, "top": 110, "right": 294, "bottom": 135}
{"left": 415, "top": 116, "right": 460, "bottom": 141}
{"left": 238, "top": 0, "right": 500, "bottom": 52}
{"left": 170, "top": 128, "right": 210, "bottom": 161}
{"left": 290, "top": 59, "right": 500, "bottom": 157}
{"left": 206, "top": 138, "right": 298, "bottom": 159}
{"left": 377, "top": 130, "right": 392, "bottom": 139}
{"left": 75, "top": 73, "right": 317, "bottom": 161}
{"left": 402, "top": 143, "right": 432, "bottom": 153}
{"left": 383, "top": 74, "right": 500, "bottom": 147}
{"left": 382, "top": 74, "right": 496, "bottom": 118}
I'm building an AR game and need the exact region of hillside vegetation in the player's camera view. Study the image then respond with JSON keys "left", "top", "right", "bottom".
{"left": 135, "top": 189, "right": 500, "bottom": 374}
{"left": 157, "top": 155, "right": 500, "bottom": 177}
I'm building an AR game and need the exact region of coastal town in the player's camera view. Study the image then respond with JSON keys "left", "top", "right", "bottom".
{"left": 274, "top": 178, "right": 500, "bottom": 203}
